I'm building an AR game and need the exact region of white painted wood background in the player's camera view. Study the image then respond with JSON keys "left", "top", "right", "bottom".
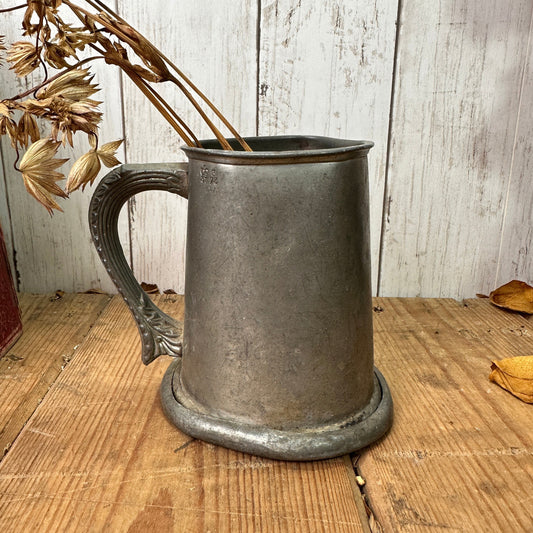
{"left": 1, "top": 0, "right": 532, "bottom": 298}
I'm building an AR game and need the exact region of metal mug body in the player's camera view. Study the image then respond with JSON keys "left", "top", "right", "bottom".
{"left": 89, "top": 136, "right": 393, "bottom": 460}
{"left": 180, "top": 137, "right": 374, "bottom": 430}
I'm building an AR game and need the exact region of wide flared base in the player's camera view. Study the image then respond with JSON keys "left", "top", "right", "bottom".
{"left": 160, "top": 358, "right": 393, "bottom": 461}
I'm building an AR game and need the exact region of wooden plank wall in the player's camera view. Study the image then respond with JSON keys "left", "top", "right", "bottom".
{"left": 0, "top": 0, "right": 532, "bottom": 298}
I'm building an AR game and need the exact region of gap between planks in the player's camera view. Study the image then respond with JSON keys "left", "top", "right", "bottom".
{"left": 0, "top": 294, "right": 370, "bottom": 532}
{"left": 360, "top": 297, "right": 533, "bottom": 532}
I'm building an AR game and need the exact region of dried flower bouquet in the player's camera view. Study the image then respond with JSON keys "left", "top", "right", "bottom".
{"left": 0, "top": 0, "right": 250, "bottom": 213}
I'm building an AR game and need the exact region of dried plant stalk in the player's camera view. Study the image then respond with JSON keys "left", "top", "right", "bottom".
{"left": 0, "top": 0, "right": 251, "bottom": 212}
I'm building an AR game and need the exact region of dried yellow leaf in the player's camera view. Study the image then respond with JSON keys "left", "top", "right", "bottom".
{"left": 489, "top": 356, "right": 533, "bottom": 403}
{"left": 36, "top": 68, "right": 100, "bottom": 101}
{"left": 65, "top": 150, "right": 101, "bottom": 193}
{"left": 17, "top": 112, "right": 40, "bottom": 147}
{"left": 54, "top": 24, "right": 96, "bottom": 54}
{"left": 47, "top": 98, "right": 102, "bottom": 145}
{"left": 6, "top": 41, "right": 41, "bottom": 77}
{"left": 43, "top": 43, "right": 72, "bottom": 69}
{"left": 66, "top": 139, "right": 122, "bottom": 193}
{"left": 0, "top": 101, "right": 18, "bottom": 145}
{"left": 0, "top": 35, "right": 6, "bottom": 63}
{"left": 97, "top": 139, "right": 123, "bottom": 168}
{"left": 489, "top": 280, "right": 533, "bottom": 314}
{"left": 19, "top": 138, "right": 68, "bottom": 213}
{"left": 22, "top": 1, "right": 63, "bottom": 36}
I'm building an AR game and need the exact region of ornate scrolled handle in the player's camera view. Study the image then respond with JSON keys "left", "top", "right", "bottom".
{"left": 89, "top": 163, "right": 188, "bottom": 365}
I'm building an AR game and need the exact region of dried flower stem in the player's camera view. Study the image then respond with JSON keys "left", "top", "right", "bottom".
{"left": 166, "top": 74, "right": 233, "bottom": 150}
{"left": 0, "top": 4, "right": 27, "bottom": 14}
{"left": 34, "top": 9, "right": 48, "bottom": 95}
{"left": 136, "top": 78, "right": 201, "bottom": 147}
{"left": 12, "top": 147, "right": 20, "bottom": 172}
{"left": 123, "top": 68, "right": 197, "bottom": 147}
{"left": 68, "top": 0, "right": 252, "bottom": 151}
{"left": 89, "top": 40, "right": 200, "bottom": 146}
{"left": 63, "top": 0, "right": 217, "bottom": 146}
{"left": 164, "top": 62, "right": 252, "bottom": 151}
{"left": 8, "top": 56, "right": 103, "bottom": 101}
{"left": 1, "top": 0, "right": 252, "bottom": 211}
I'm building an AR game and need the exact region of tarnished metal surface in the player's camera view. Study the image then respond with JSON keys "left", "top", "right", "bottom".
{"left": 161, "top": 357, "right": 393, "bottom": 461}
{"left": 89, "top": 136, "right": 393, "bottom": 460}
{"left": 89, "top": 163, "right": 187, "bottom": 364}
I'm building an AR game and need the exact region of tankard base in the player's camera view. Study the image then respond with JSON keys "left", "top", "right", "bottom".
{"left": 160, "top": 358, "right": 393, "bottom": 461}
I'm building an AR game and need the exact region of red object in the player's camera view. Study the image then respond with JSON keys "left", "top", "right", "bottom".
{"left": 0, "top": 223, "right": 21, "bottom": 357}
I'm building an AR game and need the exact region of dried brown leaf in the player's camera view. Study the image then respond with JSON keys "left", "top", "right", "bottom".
{"left": 49, "top": 289, "right": 65, "bottom": 301}
{"left": 0, "top": 35, "right": 6, "bottom": 64}
{"left": 36, "top": 68, "right": 100, "bottom": 101}
{"left": 22, "top": 4, "right": 43, "bottom": 36}
{"left": 141, "top": 282, "right": 159, "bottom": 294}
{"left": 6, "top": 41, "right": 41, "bottom": 77}
{"left": 65, "top": 150, "right": 101, "bottom": 193}
{"left": 43, "top": 42, "right": 72, "bottom": 69}
{"left": 22, "top": 1, "right": 62, "bottom": 35}
{"left": 65, "top": 137, "right": 122, "bottom": 193}
{"left": 83, "top": 288, "right": 107, "bottom": 294}
{"left": 0, "top": 102, "right": 18, "bottom": 147}
{"left": 96, "top": 139, "right": 123, "bottom": 168}
{"left": 98, "top": 14, "right": 169, "bottom": 80}
{"left": 19, "top": 138, "right": 68, "bottom": 213}
{"left": 489, "top": 280, "right": 533, "bottom": 314}
{"left": 47, "top": 97, "right": 102, "bottom": 145}
{"left": 489, "top": 356, "right": 533, "bottom": 403}
{"left": 17, "top": 112, "right": 40, "bottom": 147}
{"left": 54, "top": 24, "right": 96, "bottom": 56}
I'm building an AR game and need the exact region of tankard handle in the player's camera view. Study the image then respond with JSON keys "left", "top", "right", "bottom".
{"left": 89, "top": 163, "right": 188, "bottom": 365}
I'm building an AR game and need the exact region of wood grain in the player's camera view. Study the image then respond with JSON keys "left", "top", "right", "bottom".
{"left": 119, "top": 0, "right": 258, "bottom": 294}
{"left": 360, "top": 298, "right": 533, "bottom": 532}
{"left": 0, "top": 293, "right": 110, "bottom": 457}
{"left": 0, "top": 295, "right": 367, "bottom": 532}
{"left": 258, "top": 0, "right": 398, "bottom": 292}
{"left": 379, "top": 0, "right": 533, "bottom": 298}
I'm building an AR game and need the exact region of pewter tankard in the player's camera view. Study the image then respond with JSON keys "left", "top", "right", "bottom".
{"left": 89, "top": 135, "right": 392, "bottom": 460}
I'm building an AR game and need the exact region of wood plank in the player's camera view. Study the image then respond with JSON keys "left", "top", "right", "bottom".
{"left": 258, "top": 0, "right": 398, "bottom": 292}
{"left": 0, "top": 295, "right": 367, "bottom": 532}
{"left": 495, "top": 12, "right": 533, "bottom": 287}
{"left": 0, "top": 293, "right": 110, "bottom": 457}
{"left": 0, "top": 3, "right": 128, "bottom": 294}
{"left": 120, "top": 0, "right": 258, "bottom": 294}
{"left": 360, "top": 298, "right": 533, "bottom": 532}
{"left": 379, "top": 0, "right": 533, "bottom": 298}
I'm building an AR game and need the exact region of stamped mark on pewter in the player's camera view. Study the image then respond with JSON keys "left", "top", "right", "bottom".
{"left": 200, "top": 165, "right": 218, "bottom": 186}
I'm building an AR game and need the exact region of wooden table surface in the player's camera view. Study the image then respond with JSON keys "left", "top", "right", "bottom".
{"left": 0, "top": 294, "right": 531, "bottom": 532}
